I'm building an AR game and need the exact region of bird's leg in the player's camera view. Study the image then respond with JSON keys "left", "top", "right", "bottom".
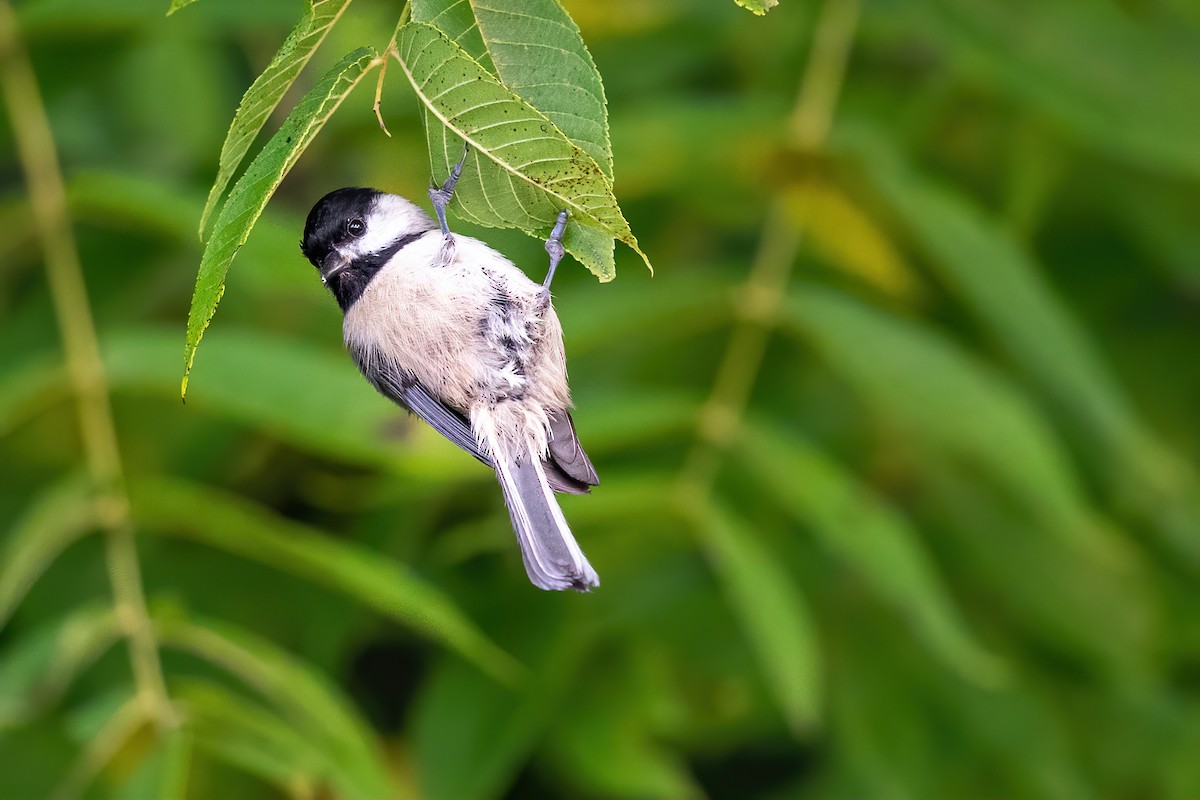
{"left": 429, "top": 141, "right": 470, "bottom": 238}
{"left": 540, "top": 209, "right": 569, "bottom": 302}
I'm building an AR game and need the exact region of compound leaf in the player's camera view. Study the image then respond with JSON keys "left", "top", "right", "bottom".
{"left": 183, "top": 47, "right": 378, "bottom": 398}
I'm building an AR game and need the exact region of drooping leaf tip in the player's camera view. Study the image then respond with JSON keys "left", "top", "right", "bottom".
{"left": 734, "top": 0, "right": 779, "bottom": 14}
{"left": 166, "top": 0, "right": 199, "bottom": 16}
{"left": 639, "top": 252, "right": 654, "bottom": 277}
{"left": 629, "top": 241, "right": 653, "bottom": 276}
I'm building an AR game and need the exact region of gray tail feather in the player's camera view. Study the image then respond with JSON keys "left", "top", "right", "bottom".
{"left": 495, "top": 446, "right": 599, "bottom": 592}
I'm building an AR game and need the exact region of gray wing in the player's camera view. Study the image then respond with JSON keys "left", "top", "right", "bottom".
{"left": 352, "top": 353, "right": 597, "bottom": 493}
{"left": 546, "top": 410, "right": 599, "bottom": 488}
{"left": 359, "top": 354, "right": 493, "bottom": 468}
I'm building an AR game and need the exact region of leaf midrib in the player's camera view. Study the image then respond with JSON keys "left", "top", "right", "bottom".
{"left": 392, "top": 43, "right": 617, "bottom": 230}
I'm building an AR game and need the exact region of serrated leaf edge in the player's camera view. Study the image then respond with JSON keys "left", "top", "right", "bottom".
{"left": 198, "top": 0, "right": 355, "bottom": 240}
{"left": 394, "top": 23, "right": 651, "bottom": 272}
{"left": 182, "top": 48, "right": 379, "bottom": 399}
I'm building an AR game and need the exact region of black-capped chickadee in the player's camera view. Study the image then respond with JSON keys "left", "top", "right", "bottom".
{"left": 299, "top": 151, "right": 599, "bottom": 591}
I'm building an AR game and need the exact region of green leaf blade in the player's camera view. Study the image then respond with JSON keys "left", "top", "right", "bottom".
{"left": 179, "top": 679, "right": 343, "bottom": 796}
{"left": 734, "top": 0, "right": 779, "bottom": 15}
{"left": 0, "top": 475, "right": 97, "bottom": 629}
{"left": 413, "top": 0, "right": 613, "bottom": 178}
{"left": 924, "top": 1, "right": 1200, "bottom": 179}
{"left": 784, "top": 286, "right": 1107, "bottom": 553}
{"left": 155, "top": 611, "right": 396, "bottom": 799}
{"left": 411, "top": 622, "right": 585, "bottom": 800}
{"left": 852, "top": 134, "right": 1200, "bottom": 563}
{"left": 0, "top": 604, "right": 121, "bottom": 729}
{"left": 130, "top": 475, "right": 523, "bottom": 684}
{"left": 740, "top": 422, "right": 1005, "bottom": 686}
{"left": 112, "top": 725, "right": 192, "bottom": 800}
{"left": 182, "top": 47, "right": 377, "bottom": 398}
{"left": 396, "top": 22, "right": 648, "bottom": 280}
{"left": 690, "top": 500, "right": 821, "bottom": 735}
{"left": 426, "top": 118, "right": 618, "bottom": 278}
{"left": 197, "top": 0, "right": 355, "bottom": 238}
{"left": 166, "top": 0, "right": 199, "bottom": 15}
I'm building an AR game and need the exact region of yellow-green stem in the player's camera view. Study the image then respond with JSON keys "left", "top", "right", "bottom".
{"left": 789, "top": 0, "right": 861, "bottom": 149}
{"left": 678, "top": 0, "right": 861, "bottom": 500}
{"left": 0, "top": 0, "right": 174, "bottom": 726}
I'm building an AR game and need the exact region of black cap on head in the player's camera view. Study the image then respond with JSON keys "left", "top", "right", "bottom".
{"left": 299, "top": 187, "right": 380, "bottom": 269}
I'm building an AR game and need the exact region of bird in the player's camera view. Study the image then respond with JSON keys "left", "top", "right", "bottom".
{"left": 299, "top": 149, "right": 599, "bottom": 591}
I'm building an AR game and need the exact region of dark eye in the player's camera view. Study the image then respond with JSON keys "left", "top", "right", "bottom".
{"left": 346, "top": 218, "right": 365, "bottom": 237}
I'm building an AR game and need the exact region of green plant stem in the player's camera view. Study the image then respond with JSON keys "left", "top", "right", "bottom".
{"left": 788, "top": 0, "right": 861, "bottom": 149}
{"left": 0, "top": 0, "right": 174, "bottom": 727}
{"left": 678, "top": 0, "right": 861, "bottom": 499}
{"left": 51, "top": 697, "right": 148, "bottom": 800}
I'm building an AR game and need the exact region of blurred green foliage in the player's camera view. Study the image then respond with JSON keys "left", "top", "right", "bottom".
{"left": 3, "top": 0, "right": 1200, "bottom": 798}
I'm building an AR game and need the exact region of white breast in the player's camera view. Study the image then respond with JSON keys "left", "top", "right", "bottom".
{"left": 342, "top": 233, "right": 569, "bottom": 422}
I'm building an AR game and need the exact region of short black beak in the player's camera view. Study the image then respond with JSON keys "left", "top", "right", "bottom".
{"left": 321, "top": 251, "right": 350, "bottom": 283}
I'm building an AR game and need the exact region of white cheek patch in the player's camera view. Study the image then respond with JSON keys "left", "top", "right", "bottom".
{"left": 357, "top": 194, "right": 433, "bottom": 257}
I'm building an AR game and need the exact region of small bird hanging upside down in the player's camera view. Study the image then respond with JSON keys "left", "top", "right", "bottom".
{"left": 299, "top": 146, "right": 600, "bottom": 591}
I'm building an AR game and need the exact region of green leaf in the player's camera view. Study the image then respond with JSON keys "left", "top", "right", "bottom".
{"left": 182, "top": 47, "right": 378, "bottom": 398}
{"left": 926, "top": 465, "right": 1153, "bottom": 681}
{"left": 788, "top": 180, "right": 921, "bottom": 301}
{"left": 411, "top": 623, "right": 585, "bottom": 800}
{"left": 113, "top": 328, "right": 435, "bottom": 473}
{"left": 410, "top": 0, "right": 620, "bottom": 277}
{"left": 154, "top": 610, "right": 396, "bottom": 799}
{"left": 178, "top": 679, "right": 348, "bottom": 796}
{"left": 100, "top": 327, "right": 689, "bottom": 476}
{"left": 734, "top": 0, "right": 779, "bottom": 15}
{"left": 918, "top": 1, "right": 1200, "bottom": 179}
{"left": 687, "top": 499, "right": 821, "bottom": 735}
{"left": 545, "top": 664, "right": 700, "bottom": 799}
{"left": 739, "top": 422, "right": 1004, "bottom": 686}
{"left": 852, "top": 134, "right": 1200, "bottom": 564}
{"left": 68, "top": 169, "right": 200, "bottom": 242}
{"left": 785, "top": 285, "right": 1122, "bottom": 559}
{"left": 0, "top": 355, "right": 63, "bottom": 441}
{"left": 395, "top": 22, "right": 649, "bottom": 280}
{"left": 197, "top": 0, "right": 355, "bottom": 238}
{"left": 0, "top": 475, "right": 97, "bottom": 629}
{"left": 412, "top": 0, "right": 613, "bottom": 177}
{"left": 113, "top": 725, "right": 192, "bottom": 800}
{"left": 427, "top": 120, "right": 618, "bottom": 278}
{"left": 16, "top": 0, "right": 166, "bottom": 36}
{"left": 165, "top": 0, "right": 199, "bottom": 15}
{"left": 54, "top": 692, "right": 148, "bottom": 800}
{"left": 0, "top": 603, "right": 121, "bottom": 729}
{"left": 130, "top": 475, "right": 522, "bottom": 684}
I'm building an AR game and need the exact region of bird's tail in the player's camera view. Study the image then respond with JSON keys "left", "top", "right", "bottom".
{"left": 494, "top": 442, "right": 599, "bottom": 592}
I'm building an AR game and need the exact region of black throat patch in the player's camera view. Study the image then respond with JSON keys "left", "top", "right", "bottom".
{"left": 330, "top": 230, "right": 429, "bottom": 312}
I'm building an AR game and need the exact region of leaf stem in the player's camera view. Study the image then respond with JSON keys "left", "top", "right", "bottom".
{"left": 677, "top": 0, "right": 861, "bottom": 499}
{"left": 0, "top": 0, "right": 175, "bottom": 727}
{"left": 373, "top": 1, "right": 411, "bottom": 135}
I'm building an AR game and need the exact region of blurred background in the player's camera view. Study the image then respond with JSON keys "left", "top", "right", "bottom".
{"left": 3, "top": 0, "right": 1200, "bottom": 797}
